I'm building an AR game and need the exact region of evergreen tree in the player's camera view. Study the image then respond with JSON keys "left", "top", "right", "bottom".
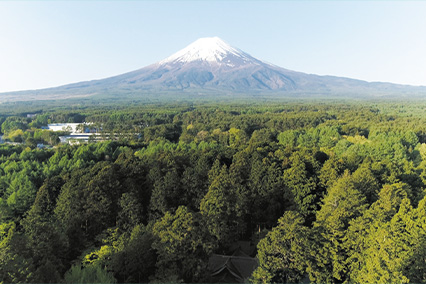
{"left": 311, "top": 172, "right": 367, "bottom": 282}
{"left": 283, "top": 152, "right": 320, "bottom": 222}
{"left": 200, "top": 165, "right": 241, "bottom": 249}
{"left": 251, "top": 211, "right": 310, "bottom": 284}
{"left": 152, "top": 206, "right": 213, "bottom": 282}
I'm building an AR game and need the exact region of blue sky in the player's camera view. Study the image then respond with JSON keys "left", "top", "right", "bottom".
{"left": 1, "top": 1, "right": 426, "bottom": 92}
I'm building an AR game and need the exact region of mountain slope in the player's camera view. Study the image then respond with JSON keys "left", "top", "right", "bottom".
{"left": 2, "top": 37, "right": 426, "bottom": 102}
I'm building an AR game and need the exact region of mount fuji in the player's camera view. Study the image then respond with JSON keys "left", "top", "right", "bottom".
{"left": 2, "top": 37, "right": 426, "bottom": 102}
{"left": 109, "top": 36, "right": 301, "bottom": 91}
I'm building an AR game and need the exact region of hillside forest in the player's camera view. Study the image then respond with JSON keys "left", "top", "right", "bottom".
{"left": 2, "top": 101, "right": 426, "bottom": 283}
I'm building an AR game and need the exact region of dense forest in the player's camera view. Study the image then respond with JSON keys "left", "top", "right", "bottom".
{"left": 2, "top": 101, "right": 426, "bottom": 283}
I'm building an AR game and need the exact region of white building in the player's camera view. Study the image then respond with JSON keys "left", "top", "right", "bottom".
{"left": 46, "top": 123, "right": 96, "bottom": 134}
{"left": 44, "top": 123, "right": 98, "bottom": 144}
{"left": 47, "top": 123, "right": 81, "bottom": 133}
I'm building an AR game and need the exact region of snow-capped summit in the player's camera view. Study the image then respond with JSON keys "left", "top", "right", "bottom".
{"left": 159, "top": 37, "right": 258, "bottom": 66}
